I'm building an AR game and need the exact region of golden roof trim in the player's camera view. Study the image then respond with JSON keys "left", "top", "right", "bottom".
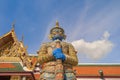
{"left": 0, "top": 57, "right": 21, "bottom": 62}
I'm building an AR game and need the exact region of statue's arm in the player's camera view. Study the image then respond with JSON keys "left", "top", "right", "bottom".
{"left": 64, "top": 43, "right": 78, "bottom": 66}
{"left": 38, "top": 43, "right": 54, "bottom": 64}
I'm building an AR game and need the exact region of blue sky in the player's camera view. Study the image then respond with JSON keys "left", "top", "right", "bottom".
{"left": 0, "top": 0, "right": 120, "bottom": 63}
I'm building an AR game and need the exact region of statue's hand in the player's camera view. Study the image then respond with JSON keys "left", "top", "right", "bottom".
{"left": 53, "top": 48, "right": 66, "bottom": 61}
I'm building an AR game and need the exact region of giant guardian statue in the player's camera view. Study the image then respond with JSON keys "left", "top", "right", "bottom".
{"left": 38, "top": 21, "right": 78, "bottom": 80}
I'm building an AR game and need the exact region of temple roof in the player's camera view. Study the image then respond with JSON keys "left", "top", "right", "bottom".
{"left": 73, "top": 63, "right": 120, "bottom": 77}
{"left": 0, "top": 29, "right": 17, "bottom": 49}
{"left": 0, "top": 62, "right": 35, "bottom": 80}
{"left": 0, "top": 29, "right": 36, "bottom": 70}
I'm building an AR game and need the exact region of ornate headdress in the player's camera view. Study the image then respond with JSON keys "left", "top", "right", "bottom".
{"left": 49, "top": 21, "right": 66, "bottom": 40}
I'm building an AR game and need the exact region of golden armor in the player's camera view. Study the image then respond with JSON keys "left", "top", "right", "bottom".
{"left": 38, "top": 21, "right": 78, "bottom": 80}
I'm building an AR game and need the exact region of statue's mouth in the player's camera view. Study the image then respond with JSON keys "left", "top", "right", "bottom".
{"left": 52, "top": 34, "right": 63, "bottom": 41}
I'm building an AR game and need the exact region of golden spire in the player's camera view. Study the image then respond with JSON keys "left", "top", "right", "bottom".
{"left": 55, "top": 20, "right": 59, "bottom": 27}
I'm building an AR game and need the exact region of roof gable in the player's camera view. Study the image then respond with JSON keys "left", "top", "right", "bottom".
{"left": 0, "top": 29, "right": 17, "bottom": 48}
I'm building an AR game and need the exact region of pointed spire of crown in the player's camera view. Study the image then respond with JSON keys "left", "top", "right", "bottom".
{"left": 55, "top": 20, "right": 59, "bottom": 27}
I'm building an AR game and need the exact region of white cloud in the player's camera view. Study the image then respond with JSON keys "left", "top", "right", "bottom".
{"left": 72, "top": 31, "right": 113, "bottom": 60}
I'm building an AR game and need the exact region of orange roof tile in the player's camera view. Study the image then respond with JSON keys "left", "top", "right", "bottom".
{"left": 0, "top": 63, "right": 15, "bottom": 68}
{"left": 0, "top": 62, "right": 24, "bottom": 72}
{"left": 73, "top": 65, "right": 120, "bottom": 76}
